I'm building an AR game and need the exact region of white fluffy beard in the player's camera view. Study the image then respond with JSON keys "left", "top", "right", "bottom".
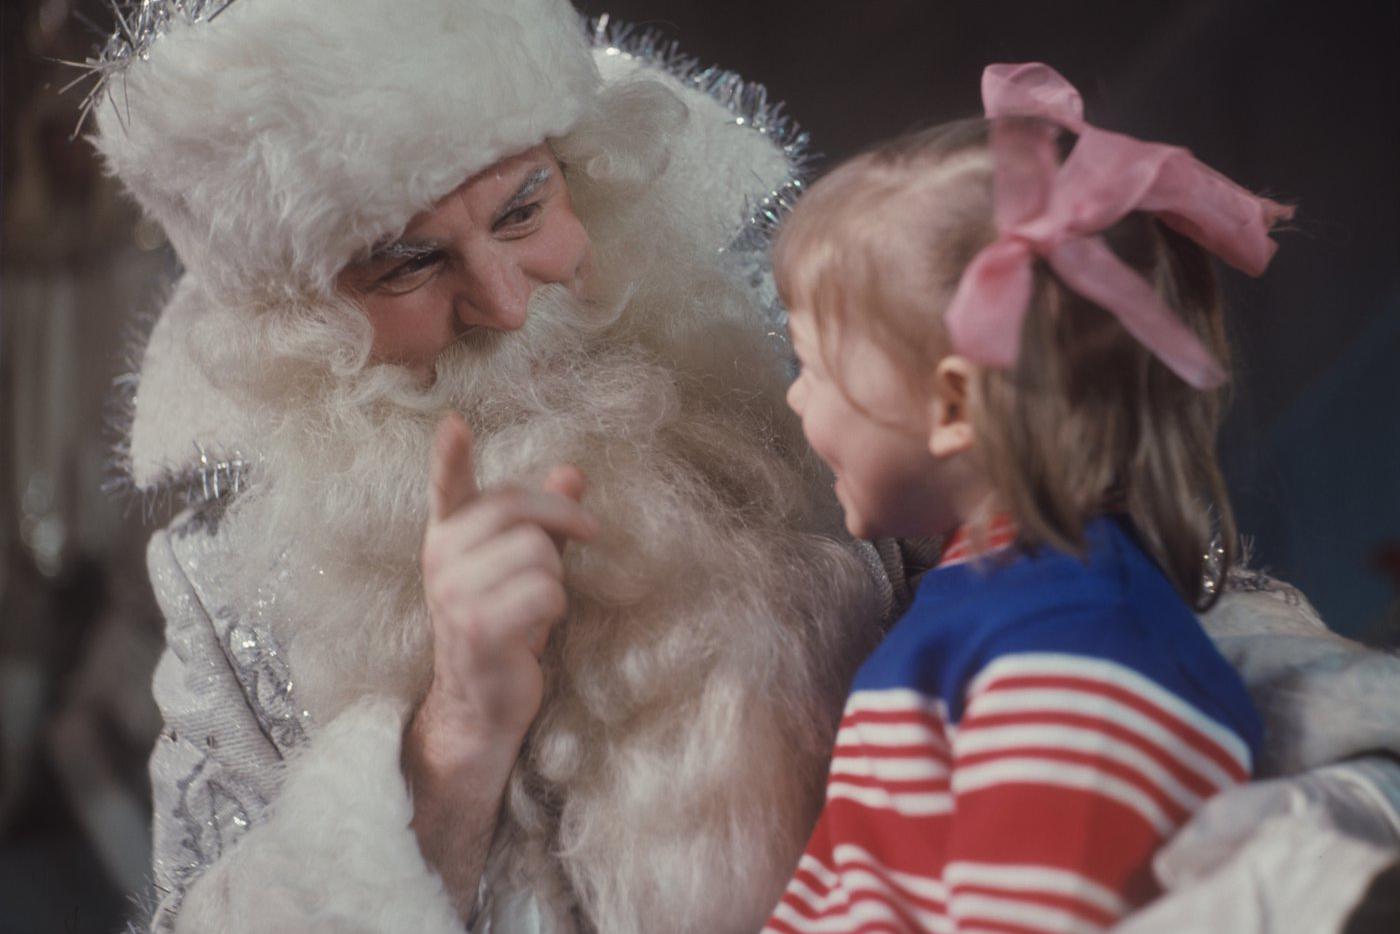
{"left": 215, "top": 260, "right": 882, "bottom": 933}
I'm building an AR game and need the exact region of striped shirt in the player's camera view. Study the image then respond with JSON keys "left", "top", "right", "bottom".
{"left": 767, "top": 516, "right": 1261, "bottom": 934}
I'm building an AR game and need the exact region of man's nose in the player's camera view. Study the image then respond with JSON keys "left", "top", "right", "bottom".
{"left": 453, "top": 250, "right": 531, "bottom": 332}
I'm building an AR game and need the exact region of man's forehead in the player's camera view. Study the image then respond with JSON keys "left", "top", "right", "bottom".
{"left": 467, "top": 143, "right": 555, "bottom": 195}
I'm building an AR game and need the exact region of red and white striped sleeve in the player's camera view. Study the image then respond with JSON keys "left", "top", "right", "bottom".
{"left": 765, "top": 688, "right": 957, "bottom": 934}
{"left": 943, "top": 652, "right": 1254, "bottom": 933}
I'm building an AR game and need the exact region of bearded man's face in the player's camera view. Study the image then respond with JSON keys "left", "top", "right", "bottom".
{"left": 335, "top": 144, "right": 594, "bottom": 380}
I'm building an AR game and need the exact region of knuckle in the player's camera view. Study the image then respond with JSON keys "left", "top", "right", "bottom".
{"left": 520, "top": 526, "right": 555, "bottom": 562}
{"left": 478, "top": 495, "right": 519, "bottom": 530}
{"left": 424, "top": 576, "right": 457, "bottom": 613}
{"left": 437, "top": 602, "right": 492, "bottom": 650}
{"left": 489, "top": 486, "right": 524, "bottom": 510}
{"left": 454, "top": 609, "right": 491, "bottom": 648}
{"left": 528, "top": 573, "right": 567, "bottom": 620}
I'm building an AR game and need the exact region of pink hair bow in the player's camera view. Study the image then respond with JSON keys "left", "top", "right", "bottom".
{"left": 944, "top": 62, "right": 1294, "bottom": 388}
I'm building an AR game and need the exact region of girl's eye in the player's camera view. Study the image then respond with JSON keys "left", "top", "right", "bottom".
{"left": 494, "top": 203, "right": 542, "bottom": 233}
{"left": 374, "top": 252, "right": 444, "bottom": 295}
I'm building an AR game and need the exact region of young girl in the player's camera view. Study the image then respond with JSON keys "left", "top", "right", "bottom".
{"left": 765, "top": 63, "right": 1289, "bottom": 934}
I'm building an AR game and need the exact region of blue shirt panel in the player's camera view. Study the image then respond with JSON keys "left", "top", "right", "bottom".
{"left": 852, "top": 516, "right": 1262, "bottom": 763}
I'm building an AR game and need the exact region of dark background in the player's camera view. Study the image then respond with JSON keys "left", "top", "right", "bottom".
{"left": 3, "top": 1, "right": 1397, "bottom": 931}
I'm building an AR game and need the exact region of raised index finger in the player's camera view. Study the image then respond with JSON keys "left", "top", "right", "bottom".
{"left": 429, "top": 413, "right": 480, "bottom": 523}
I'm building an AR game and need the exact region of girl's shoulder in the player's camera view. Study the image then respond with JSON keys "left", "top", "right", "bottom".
{"left": 886, "top": 517, "right": 1262, "bottom": 752}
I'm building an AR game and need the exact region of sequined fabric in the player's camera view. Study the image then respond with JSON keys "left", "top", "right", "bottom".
{"left": 145, "top": 507, "right": 308, "bottom": 929}
{"left": 166, "top": 510, "right": 311, "bottom": 753}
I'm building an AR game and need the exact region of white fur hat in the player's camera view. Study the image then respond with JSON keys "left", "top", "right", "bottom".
{"left": 92, "top": 0, "right": 598, "bottom": 301}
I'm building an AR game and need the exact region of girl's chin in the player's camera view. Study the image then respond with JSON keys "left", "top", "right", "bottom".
{"left": 838, "top": 497, "right": 880, "bottom": 540}
{"left": 835, "top": 481, "right": 877, "bottom": 540}
{"left": 840, "top": 492, "right": 934, "bottom": 541}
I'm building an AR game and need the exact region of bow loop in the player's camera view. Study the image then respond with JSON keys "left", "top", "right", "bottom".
{"left": 983, "top": 63, "right": 1087, "bottom": 131}
{"left": 988, "top": 117, "right": 1061, "bottom": 230}
{"left": 945, "top": 62, "right": 1294, "bottom": 389}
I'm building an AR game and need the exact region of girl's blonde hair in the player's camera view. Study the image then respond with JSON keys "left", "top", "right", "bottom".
{"left": 775, "top": 118, "right": 1236, "bottom": 609}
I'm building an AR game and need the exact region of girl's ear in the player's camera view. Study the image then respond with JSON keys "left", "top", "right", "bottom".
{"left": 927, "top": 355, "right": 978, "bottom": 459}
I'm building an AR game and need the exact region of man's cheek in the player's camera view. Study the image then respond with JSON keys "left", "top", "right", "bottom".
{"left": 548, "top": 213, "right": 593, "bottom": 285}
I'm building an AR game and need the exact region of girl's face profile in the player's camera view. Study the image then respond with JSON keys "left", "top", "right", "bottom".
{"left": 338, "top": 144, "right": 593, "bottom": 380}
{"left": 785, "top": 310, "right": 961, "bottom": 540}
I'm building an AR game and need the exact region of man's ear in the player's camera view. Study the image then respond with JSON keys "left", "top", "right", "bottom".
{"left": 928, "top": 355, "right": 978, "bottom": 459}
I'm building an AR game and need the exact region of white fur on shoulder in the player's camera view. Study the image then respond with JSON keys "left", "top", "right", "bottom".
{"left": 126, "top": 276, "right": 256, "bottom": 490}
{"left": 1117, "top": 807, "right": 1395, "bottom": 934}
{"left": 176, "top": 695, "right": 465, "bottom": 934}
{"left": 1201, "top": 577, "right": 1400, "bottom": 774}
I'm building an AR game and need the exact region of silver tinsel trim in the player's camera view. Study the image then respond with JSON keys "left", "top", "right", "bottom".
{"left": 1201, "top": 534, "right": 1228, "bottom": 598}
{"left": 104, "top": 294, "right": 257, "bottom": 517}
{"left": 104, "top": 442, "right": 253, "bottom": 520}
{"left": 192, "top": 443, "right": 251, "bottom": 503}
{"left": 105, "top": 344, "right": 256, "bottom": 518}
{"left": 66, "top": 1, "right": 237, "bottom": 135}
{"left": 728, "top": 178, "right": 807, "bottom": 254}
{"left": 587, "top": 14, "right": 814, "bottom": 255}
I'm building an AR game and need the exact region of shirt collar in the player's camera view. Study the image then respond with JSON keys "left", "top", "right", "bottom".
{"left": 935, "top": 513, "right": 1019, "bottom": 569}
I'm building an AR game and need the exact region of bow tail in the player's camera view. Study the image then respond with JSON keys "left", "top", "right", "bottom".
{"left": 1048, "top": 236, "right": 1227, "bottom": 389}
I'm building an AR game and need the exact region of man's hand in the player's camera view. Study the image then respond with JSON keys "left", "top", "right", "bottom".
{"left": 420, "top": 412, "right": 596, "bottom": 736}
{"left": 403, "top": 413, "right": 596, "bottom": 920}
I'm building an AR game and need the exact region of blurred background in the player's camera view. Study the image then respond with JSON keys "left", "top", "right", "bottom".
{"left": 2, "top": 0, "right": 1396, "bottom": 930}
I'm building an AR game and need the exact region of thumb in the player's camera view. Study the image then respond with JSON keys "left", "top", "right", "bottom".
{"left": 429, "top": 414, "right": 480, "bottom": 523}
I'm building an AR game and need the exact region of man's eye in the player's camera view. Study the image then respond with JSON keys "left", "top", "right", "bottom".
{"left": 374, "top": 252, "right": 444, "bottom": 295}
{"left": 495, "top": 203, "right": 542, "bottom": 232}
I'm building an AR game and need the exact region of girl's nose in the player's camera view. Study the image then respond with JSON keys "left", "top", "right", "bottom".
{"left": 786, "top": 376, "right": 807, "bottom": 415}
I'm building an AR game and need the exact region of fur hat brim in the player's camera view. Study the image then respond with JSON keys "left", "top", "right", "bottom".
{"left": 94, "top": 0, "right": 598, "bottom": 300}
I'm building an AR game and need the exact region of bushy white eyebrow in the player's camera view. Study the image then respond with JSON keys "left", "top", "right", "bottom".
{"left": 493, "top": 166, "right": 552, "bottom": 223}
{"left": 360, "top": 166, "right": 553, "bottom": 265}
{"left": 370, "top": 240, "right": 442, "bottom": 262}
